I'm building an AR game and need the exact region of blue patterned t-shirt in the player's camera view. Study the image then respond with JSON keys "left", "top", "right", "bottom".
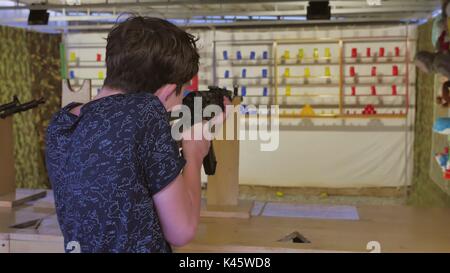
{"left": 45, "top": 92, "right": 185, "bottom": 253}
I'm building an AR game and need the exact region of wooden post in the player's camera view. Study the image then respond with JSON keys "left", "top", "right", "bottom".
{"left": 0, "top": 118, "right": 16, "bottom": 197}
{"left": 0, "top": 117, "right": 46, "bottom": 208}
{"left": 206, "top": 97, "right": 240, "bottom": 206}
{"left": 202, "top": 97, "right": 253, "bottom": 219}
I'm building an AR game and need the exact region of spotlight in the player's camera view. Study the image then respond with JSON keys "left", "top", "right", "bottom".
{"left": 307, "top": 1, "right": 331, "bottom": 20}
{"left": 28, "top": 6, "right": 49, "bottom": 25}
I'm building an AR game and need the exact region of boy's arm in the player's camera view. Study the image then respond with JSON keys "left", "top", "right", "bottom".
{"left": 151, "top": 97, "right": 230, "bottom": 247}
{"left": 153, "top": 126, "right": 210, "bottom": 247}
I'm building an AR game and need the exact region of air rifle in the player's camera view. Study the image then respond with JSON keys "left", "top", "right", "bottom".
{"left": 0, "top": 96, "right": 20, "bottom": 113}
{"left": 171, "top": 85, "right": 238, "bottom": 175}
{"left": 0, "top": 97, "right": 45, "bottom": 119}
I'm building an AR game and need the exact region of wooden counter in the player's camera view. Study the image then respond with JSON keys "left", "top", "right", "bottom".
{"left": 1, "top": 190, "right": 450, "bottom": 253}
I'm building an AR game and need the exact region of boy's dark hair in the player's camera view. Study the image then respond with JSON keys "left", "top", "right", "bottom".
{"left": 104, "top": 16, "right": 199, "bottom": 94}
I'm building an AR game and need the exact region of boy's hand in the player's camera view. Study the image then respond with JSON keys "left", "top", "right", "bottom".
{"left": 180, "top": 96, "right": 231, "bottom": 164}
{"left": 181, "top": 122, "right": 211, "bottom": 165}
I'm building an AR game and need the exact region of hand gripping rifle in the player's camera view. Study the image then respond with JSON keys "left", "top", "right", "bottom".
{"left": 170, "top": 85, "right": 238, "bottom": 175}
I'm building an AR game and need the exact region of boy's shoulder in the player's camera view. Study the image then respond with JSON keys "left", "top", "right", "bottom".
{"left": 133, "top": 92, "right": 164, "bottom": 109}
{"left": 130, "top": 92, "right": 167, "bottom": 119}
{"left": 121, "top": 93, "right": 170, "bottom": 133}
{"left": 47, "top": 102, "right": 80, "bottom": 130}
{"left": 47, "top": 93, "right": 167, "bottom": 132}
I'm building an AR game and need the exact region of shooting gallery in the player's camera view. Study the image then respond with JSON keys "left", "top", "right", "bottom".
{"left": 0, "top": 0, "right": 450, "bottom": 254}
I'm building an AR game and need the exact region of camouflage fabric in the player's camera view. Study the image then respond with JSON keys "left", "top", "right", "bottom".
{"left": 0, "top": 26, "right": 61, "bottom": 189}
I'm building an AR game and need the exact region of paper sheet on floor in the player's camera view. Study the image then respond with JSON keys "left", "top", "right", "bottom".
{"left": 261, "top": 202, "right": 359, "bottom": 220}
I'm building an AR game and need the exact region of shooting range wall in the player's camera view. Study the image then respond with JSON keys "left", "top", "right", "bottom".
{"left": 64, "top": 23, "right": 416, "bottom": 190}
{"left": 0, "top": 25, "right": 61, "bottom": 189}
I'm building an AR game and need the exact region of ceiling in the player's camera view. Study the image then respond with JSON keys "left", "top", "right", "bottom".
{"left": 0, "top": 0, "right": 442, "bottom": 31}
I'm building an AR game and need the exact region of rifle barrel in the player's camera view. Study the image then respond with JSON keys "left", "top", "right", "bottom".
{"left": 0, "top": 96, "right": 20, "bottom": 113}
{"left": 0, "top": 98, "right": 45, "bottom": 119}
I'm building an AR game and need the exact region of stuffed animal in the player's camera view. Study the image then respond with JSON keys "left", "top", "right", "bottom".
{"left": 415, "top": 0, "right": 450, "bottom": 75}
{"left": 436, "top": 80, "right": 450, "bottom": 107}
{"left": 435, "top": 147, "right": 449, "bottom": 171}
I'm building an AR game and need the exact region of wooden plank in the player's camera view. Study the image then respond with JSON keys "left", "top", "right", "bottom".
{"left": 180, "top": 205, "right": 450, "bottom": 253}
{"left": 200, "top": 199, "right": 253, "bottom": 219}
{"left": 175, "top": 243, "right": 353, "bottom": 253}
{"left": 10, "top": 240, "right": 64, "bottom": 253}
{"left": 206, "top": 97, "right": 241, "bottom": 206}
{"left": 205, "top": 139, "right": 239, "bottom": 206}
{"left": 0, "top": 118, "right": 15, "bottom": 197}
{"left": 0, "top": 190, "right": 47, "bottom": 208}
{"left": 0, "top": 239, "right": 9, "bottom": 253}
{"left": 239, "top": 185, "right": 409, "bottom": 198}
{"left": 1, "top": 200, "right": 450, "bottom": 253}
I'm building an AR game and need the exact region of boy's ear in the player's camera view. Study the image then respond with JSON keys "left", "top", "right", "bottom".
{"left": 155, "top": 84, "right": 177, "bottom": 102}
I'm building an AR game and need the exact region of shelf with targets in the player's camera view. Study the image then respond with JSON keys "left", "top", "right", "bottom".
{"left": 273, "top": 39, "right": 340, "bottom": 118}
{"left": 213, "top": 40, "right": 276, "bottom": 114}
{"left": 213, "top": 37, "right": 413, "bottom": 119}
{"left": 62, "top": 47, "right": 107, "bottom": 95}
{"left": 340, "top": 38, "right": 411, "bottom": 118}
